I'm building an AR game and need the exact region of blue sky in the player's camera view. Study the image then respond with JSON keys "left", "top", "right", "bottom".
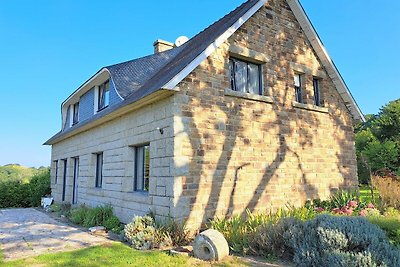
{"left": 0, "top": 0, "right": 398, "bottom": 167}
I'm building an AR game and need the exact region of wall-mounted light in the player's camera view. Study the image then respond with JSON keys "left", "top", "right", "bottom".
{"left": 156, "top": 127, "right": 164, "bottom": 135}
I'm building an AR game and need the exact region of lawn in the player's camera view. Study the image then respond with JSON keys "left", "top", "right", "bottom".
{"left": 359, "top": 184, "right": 379, "bottom": 203}
{"left": 0, "top": 243, "right": 248, "bottom": 267}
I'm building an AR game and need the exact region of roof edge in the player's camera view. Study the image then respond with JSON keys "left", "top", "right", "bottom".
{"left": 287, "top": 0, "right": 365, "bottom": 122}
{"left": 162, "top": 0, "right": 268, "bottom": 90}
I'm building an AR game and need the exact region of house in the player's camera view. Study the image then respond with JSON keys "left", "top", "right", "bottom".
{"left": 45, "top": 0, "right": 364, "bottom": 229}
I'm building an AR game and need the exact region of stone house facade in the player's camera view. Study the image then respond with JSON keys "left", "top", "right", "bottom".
{"left": 45, "top": 0, "right": 364, "bottom": 229}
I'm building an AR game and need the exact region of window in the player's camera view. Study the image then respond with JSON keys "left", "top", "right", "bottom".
{"left": 294, "top": 73, "right": 303, "bottom": 103}
{"left": 53, "top": 160, "right": 58, "bottom": 184}
{"left": 313, "top": 78, "right": 321, "bottom": 106}
{"left": 98, "top": 80, "right": 110, "bottom": 111}
{"left": 62, "top": 159, "right": 67, "bottom": 202}
{"left": 229, "top": 58, "right": 262, "bottom": 95}
{"left": 72, "top": 102, "right": 79, "bottom": 125}
{"left": 72, "top": 157, "right": 79, "bottom": 204}
{"left": 95, "top": 153, "right": 103, "bottom": 188}
{"left": 134, "top": 144, "right": 150, "bottom": 192}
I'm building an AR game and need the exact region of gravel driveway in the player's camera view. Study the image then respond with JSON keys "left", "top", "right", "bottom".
{"left": 0, "top": 208, "right": 110, "bottom": 261}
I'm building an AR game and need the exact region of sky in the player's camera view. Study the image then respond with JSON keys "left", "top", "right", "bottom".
{"left": 0, "top": 0, "right": 399, "bottom": 167}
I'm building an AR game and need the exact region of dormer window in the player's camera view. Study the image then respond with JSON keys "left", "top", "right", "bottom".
{"left": 72, "top": 102, "right": 79, "bottom": 125}
{"left": 98, "top": 80, "right": 110, "bottom": 111}
{"left": 229, "top": 58, "right": 262, "bottom": 95}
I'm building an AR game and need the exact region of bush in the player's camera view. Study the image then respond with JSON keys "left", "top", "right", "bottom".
{"left": 209, "top": 207, "right": 316, "bottom": 254}
{"left": 29, "top": 170, "right": 51, "bottom": 206}
{"left": 67, "top": 204, "right": 121, "bottom": 232}
{"left": 287, "top": 215, "right": 400, "bottom": 266}
{"left": 249, "top": 217, "right": 302, "bottom": 259}
{"left": 155, "top": 216, "right": 189, "bottom": 246}
{"left": 124, "top": 215, "right": 158, "bottom": 250}
{"left": 104, "top": 215, "right": 122, "bottom": 233}
{"left": 82, "top": 204, "right": 114, "bottom": 228}
{"left": 0, "top": 168, "right": 50, "bottom": 209}
{"left": 69, "top": 205, "right": 90, "bottom": 225}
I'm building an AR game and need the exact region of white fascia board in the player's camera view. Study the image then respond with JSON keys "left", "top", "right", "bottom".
{"left": 62, "top": 68, "right": 109, "bottom": 108}
{"left": 287, "top": 0, "right": 365, "bottom": 122}
{"left": 162, "top": 0, "right": 268, "bottom": 90}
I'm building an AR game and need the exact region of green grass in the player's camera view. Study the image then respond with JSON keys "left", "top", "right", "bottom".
{"left": 1, "top": 242, "right": 248, "bottom": 267}
{"left": 368, "top": 216, "right": 400, "bottom": 246}
{"left": 359, "top": 185, "right": 379, "bottom": 203}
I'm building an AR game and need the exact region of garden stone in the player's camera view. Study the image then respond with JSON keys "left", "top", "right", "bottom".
{"left": 193, "top": 229, "right": 229, "bottom": 261}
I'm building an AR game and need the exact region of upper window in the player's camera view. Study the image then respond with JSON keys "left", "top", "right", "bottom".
{"left": 229, "top": 58, "right": 262, "bottom": 95}
{"left": 95, "top": 153, "right": 103, "bottom": 188}
{"left": 98, "top": 80, "right": 110, "bottom": 111}
{"left": 313, "top": 78, "right": 322, "bottom": 106}
{"left": 72, "top": 102, "right": 79, "bottom": 125}
{"left": 294, "top": 74, "right": 303, "bottom": 103}
{"left": 134, "top": 144, "right": 150, "bottom": 192}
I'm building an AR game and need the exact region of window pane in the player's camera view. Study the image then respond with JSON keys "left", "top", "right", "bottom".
{"left": 234, "top": 60, "right": 247, "bottom": 93}
{"left": 104, "top": 89, "right": 110, "bottom": 107}
{"left": 313, "top": 79, "right": 321, "bottom": 106}
{"left": 98, "top": 85, "right": 105, "bottom": 109}
{"left": 294, "top": 74, "right": 301, "bottom": 87}
{"left": 229, "top": 60, "right": 235, "bottom": 90}
{"left": 248, "top": 63, "right": 260, "bottom": 95}
{"left": 73, "top": 102, "right": 79, "bottom": 124}
{"left": 96, "top": 153, "right": 103, "bottom": 188}
{"left": 135, "top": 146, "right": 144, "bottom": 191}
{"left": 143, "top": 145, "right": 150, "bottom": 191}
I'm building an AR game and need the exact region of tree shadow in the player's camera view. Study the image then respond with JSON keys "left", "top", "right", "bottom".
{"left": 172, "top": 0, "right": 358, "bottom": 228}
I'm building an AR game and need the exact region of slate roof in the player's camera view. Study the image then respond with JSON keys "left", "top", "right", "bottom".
{"left": 106, "top": 47, "right": 185, "bottom": 99}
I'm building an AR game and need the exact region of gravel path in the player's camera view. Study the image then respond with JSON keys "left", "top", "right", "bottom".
{"left": 0, "top": 208, "right": 110, "bottom": 261}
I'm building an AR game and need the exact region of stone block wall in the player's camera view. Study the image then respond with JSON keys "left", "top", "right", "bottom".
{"left": 51, "top": 96, "right": 176, "bottom": 223}
{"left": 171, "top": 0, "right": 358, "bottom": 229}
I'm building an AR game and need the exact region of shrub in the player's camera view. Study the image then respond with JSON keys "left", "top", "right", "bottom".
{"left": 28, "top": 169, "right": 51, "bottom": 206}
{"left": 155, "top": 216, "right": 189, "bottom": 246}
{"left": 69, "top": 205, "right": 90, "bottom": 225}
{"left": 67, "top": 204, "right": 120, "bottom": 231}
{"left": 124, "top": 215, "right": 158, "bottom": 250}
{"left": 209, "top": 207, "right": 316, "bottom": 254}
{"left": 287, "top": 215, "right": 400, "bottom": 266}
{"left": 0, "top": 168, "right": 50, "bottom": 208}
{"left": 372, "top": 176, "right": 400, "bottom": 209}
{"left": 82, "top": 204, "right": 114, "bottom": 228}
{"left": 104, "top": 215, "right": 122, "bottom": 233}
{"left": 249, "top": 217, "right": 302, "bottom": 259}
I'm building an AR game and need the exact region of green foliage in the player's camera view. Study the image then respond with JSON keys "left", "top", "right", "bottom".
{"left": 373, "top": 99, "right": 400, "bottom": 142}
{"left": 28, "top": 169, "right": 51, "bottom": 207}
{"left": 329, "top": 189, "right": 359, "bottom": 208}
{"left": 104, "top": 216, "right": 122, "bottom": 233}
{"left": 355, "top": 99, "right": 400, "bottom": 180}
{"left": 209, "top": 207, "right": 316, "bottom": 254}
{"left": 124, "top": 215, "right": 189, "bottom": 250}
{"left": 0, "top": 164, "right": 42, "bottom": 182}
{"left": 67, "top": 204, "right": 120, "bottom": 231}
{"left": 154, "top": 216, "right": 189, "bottom": 246}
{"left": 249, "top": 217, "right": 302, "bottom": 260}
{"left": 368, "top": 216, "right": 400, "bottom": 247}
{"left": 69, "top": 205, "right": 90, "bottom": 225}
{"left": 363, "top": 140, "right": 399, "bottom": 171}
{"left": 288, "top": 215, "right": 400, "bottom": 267}
{"left": 82, "top": 204, "right": 114, "bottom": 228}
{"left": 0, "top": 168, "right": 50, "bottom": 208}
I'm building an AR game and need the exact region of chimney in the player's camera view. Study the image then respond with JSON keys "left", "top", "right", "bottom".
{"left": 153, "top": 39, "right": 175, "bottom": 53}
